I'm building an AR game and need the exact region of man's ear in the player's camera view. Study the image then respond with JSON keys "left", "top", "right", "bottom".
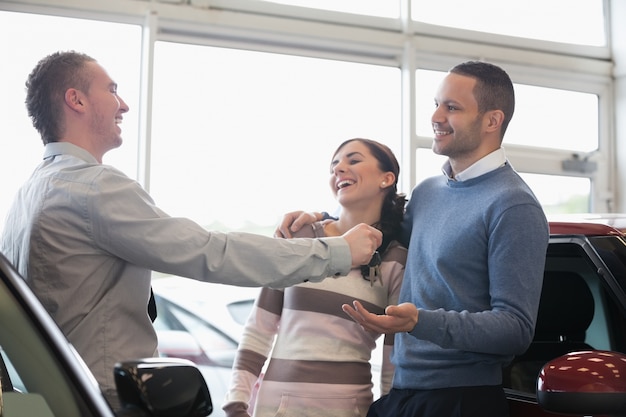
{"left": 484, "top": 109, "right": 504, "bottom": 133}
{"left": 64, "top": 88, "right": 86, "bottom": 113}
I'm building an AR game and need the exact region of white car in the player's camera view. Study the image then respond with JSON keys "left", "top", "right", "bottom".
{"left": 152, "top": 276, "right": 259, "bottom": 417}
{"left": 151, "top": 276, "right": 388, "bottom": 414}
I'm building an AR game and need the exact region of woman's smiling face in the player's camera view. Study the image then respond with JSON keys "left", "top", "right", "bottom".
{"left": 329, "top": 140, "right": 391, "bottom": 208}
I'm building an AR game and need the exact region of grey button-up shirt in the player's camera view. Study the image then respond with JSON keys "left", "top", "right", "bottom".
{"left": 1, "top": 142, "right": 350, "bottom": 395}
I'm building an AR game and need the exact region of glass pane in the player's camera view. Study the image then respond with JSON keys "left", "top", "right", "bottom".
{"left": 0, "top": 11, "right": 141, "bottom": 233}
{"left": 151, "top": 42, "right": 401, "bottom": 233}
{"left": 415, "top": 148, "right": 447, "bottom": 184}
{"left": 521, "top": 173, "right": 590, "bottom": 214}
{"left": 416, "top": 69, "right": 599, "bottom": 153}
{"left": 415, "top": 149, "right": 591, "bottom": 214}
{"left": 412, "top": 0, "right": 606, "bottom": 46}
{"left": 166, "top": 304, "right": 237, "bottom": 351}
{"left": 512, "top": 85, "right": 598, "bottom": 153}
{"left": 415, "top": 69, "right": 446, "bottom": 138}
{"left": 256, "top": 0, "right": 399, "bottom": 17}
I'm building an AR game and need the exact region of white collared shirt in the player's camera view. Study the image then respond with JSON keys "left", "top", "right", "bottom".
{"left": 442, "top": 147, "right": 508, "bottom": 181}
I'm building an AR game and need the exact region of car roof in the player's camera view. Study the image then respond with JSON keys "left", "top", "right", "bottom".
{"left": 548, "top": 214, "right": 626, "bottom": 236}
{"left": 152, "top": 276, "right": 260, "bottom": 307}
{"left": 151, "top": 276, "right": 260, "bottom": 339}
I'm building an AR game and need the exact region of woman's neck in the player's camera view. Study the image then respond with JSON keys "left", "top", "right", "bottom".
{"left": 324, "top": 207, "right": 381, "bottom": 237}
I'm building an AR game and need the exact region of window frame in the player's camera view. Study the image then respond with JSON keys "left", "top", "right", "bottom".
{"left": 0, "top": 0, "right": 615, "bottom": 214}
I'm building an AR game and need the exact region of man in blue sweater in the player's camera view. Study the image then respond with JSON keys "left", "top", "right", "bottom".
{"left": 279, "top": 61, "right": 549, "bottom": 417}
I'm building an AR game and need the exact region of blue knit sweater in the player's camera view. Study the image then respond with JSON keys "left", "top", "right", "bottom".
{"left": 392, "top": 163, "right": 549, "bottom": 389}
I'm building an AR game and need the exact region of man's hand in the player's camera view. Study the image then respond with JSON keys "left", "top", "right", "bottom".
{"left": 342, "top": 300, "right": 418, "bottom": 334}
{"left": 274, "top": 213, "right": 381, "bottom": 267}
{"left": 343, "top": 224, "right": 383, "bottom": 268}
{"left": 274, "top": 211, "right": 319, "bottom": 238}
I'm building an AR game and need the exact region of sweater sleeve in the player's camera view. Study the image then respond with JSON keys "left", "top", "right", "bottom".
{"left": 223, "top": 288, "right": 284, "bottom": 416}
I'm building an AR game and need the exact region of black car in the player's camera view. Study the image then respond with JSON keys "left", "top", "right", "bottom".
{"left": 0, "top": 252, "right": 213, "bottom": 417}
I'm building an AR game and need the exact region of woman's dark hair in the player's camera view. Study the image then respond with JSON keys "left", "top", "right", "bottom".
{"left": 333, "top": 138, "right": 407, "bottom": 251}
{"left": 25, "top": 51, "right": 96, "bottom": 145}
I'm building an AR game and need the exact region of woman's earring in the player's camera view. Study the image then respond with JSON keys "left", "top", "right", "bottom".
{"left": 381, "top": 182, "right": 386, "bottom": 187}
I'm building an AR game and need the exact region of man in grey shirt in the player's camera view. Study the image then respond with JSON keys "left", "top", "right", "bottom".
{"left": 0, "top": 50, "right": 382, "bottom": 410}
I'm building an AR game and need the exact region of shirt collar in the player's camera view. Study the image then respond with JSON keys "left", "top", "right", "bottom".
{"left": 442, "top": 147, "right": 507, "bottom": 181}
{"left": 44, "top": 142, "right": 99, "bottom": 164}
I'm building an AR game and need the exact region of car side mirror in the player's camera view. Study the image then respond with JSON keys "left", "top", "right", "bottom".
{"left": 114, "top": 357, "right": 213, "bottom": 417}
{"left": 537, "top": 350, "right": 626, "bottom": 415}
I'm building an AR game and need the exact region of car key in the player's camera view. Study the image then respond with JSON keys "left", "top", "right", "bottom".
{"left": 361, "top": 251, "right": 382, "bottom": 286}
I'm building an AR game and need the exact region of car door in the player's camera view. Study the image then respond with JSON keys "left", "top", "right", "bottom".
{"left": 0, "top": 255, "right": 114, "bottom": 417}
{"left": 506, "top": 235, "right": 626, "bottom": 417}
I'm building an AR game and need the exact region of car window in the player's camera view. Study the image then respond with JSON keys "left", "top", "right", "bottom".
{"left": 153, "top": 296, "right": 238, "bottom": 352}
{"left": 0, "top": 269, "right": 106, "bottom": 417}
{"left": 1, "top": 347, "right": 22, "bottom": 392}
{"left": 588, "top": 236, "right": 626, "bottom": 350}
{"left": 227, "top": 299, "right": 254, "bottom": 326}
{"left": 589, "top": 236, "right": 626, "bottom": 296}
{"left": 503, "top": 239, "right": 626, "bottom": 396}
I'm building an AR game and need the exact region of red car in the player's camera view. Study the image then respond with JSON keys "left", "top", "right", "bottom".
{"left": 507, "top": 219, "right": 626, "bottom": 416}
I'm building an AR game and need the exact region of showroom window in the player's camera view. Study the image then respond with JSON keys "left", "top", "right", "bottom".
{"left": 415, "top": 150, "right": 592, "bottom": 214}
{"left": 415, "top": 69, "right": 599, "bottom": 213}
{"left": 257, "top": 0, "right": 399, "bottom": 17}
{"left": 150, "top": 41, "right": 401, "bottom": 232}
{"left": 416, "top": 69, "right": 599, "bottom": 152}
{"left": 0, "top": 10, "right": 141, "bottom": 233}
{"left": 411, "top": 0, "right": 606, "bottom": 46}
{"left": 0, "top": 0, "right": 612, "bottom": 233}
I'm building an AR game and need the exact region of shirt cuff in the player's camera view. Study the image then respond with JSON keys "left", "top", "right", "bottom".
{"left": 319, "top": 236, "right": 351, "bottom": 277}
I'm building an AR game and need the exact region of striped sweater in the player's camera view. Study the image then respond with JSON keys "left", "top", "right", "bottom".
{"left": 223, "top": 221, "right": 406, "bottom": 417}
